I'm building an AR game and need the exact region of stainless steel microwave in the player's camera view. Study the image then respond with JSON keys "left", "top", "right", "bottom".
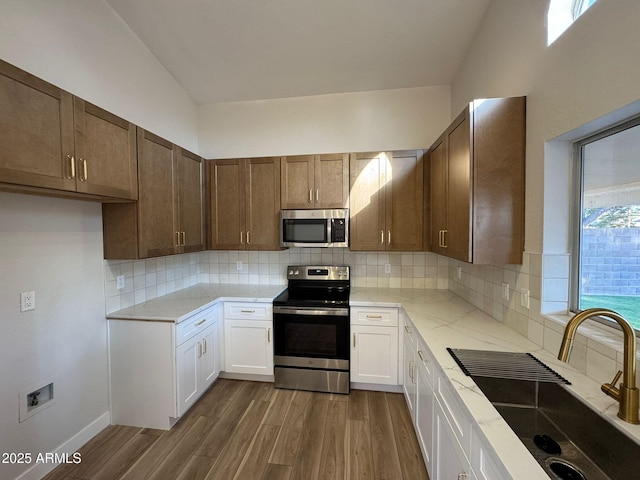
{"left": 280, "top": 209, "right": 349, "bottom": 248}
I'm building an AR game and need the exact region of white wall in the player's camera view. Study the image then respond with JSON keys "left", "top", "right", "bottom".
{"left": 197, "top": 85, "right": 451, "bottom": 158}
{"left": 0, "top": 193, "right": 108, "bottom": 480}
{"left": 452, "top": 0, "right": 640, "bottom": 254}
{"left": 0, "top": 2, "right": 200, "bottom": 478}
{"left": 0, "top": 0, "right": 198, "bottom": 152}
{"left": 449, "top": 0, "right": 640, "bottom": 386}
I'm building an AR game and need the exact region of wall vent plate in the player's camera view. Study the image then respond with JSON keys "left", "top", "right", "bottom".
{"left": 19, "top": 377, "right": 58, "bottom": 422}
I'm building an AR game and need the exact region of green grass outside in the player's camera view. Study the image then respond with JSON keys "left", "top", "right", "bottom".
{"left": 580, "top": 295, "right": 640, "bottom": 330}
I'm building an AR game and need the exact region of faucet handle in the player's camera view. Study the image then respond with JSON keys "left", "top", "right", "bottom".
{"left": 601, "top": 370, "right": 623, "bottom": 401}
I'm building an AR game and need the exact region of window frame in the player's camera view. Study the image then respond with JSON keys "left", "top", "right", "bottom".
{"left": 570, "top": 115, "right": 640, "bottom": 334}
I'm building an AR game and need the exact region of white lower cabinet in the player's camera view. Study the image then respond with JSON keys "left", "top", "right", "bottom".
{"left": 223, "top": 302, "right": 273, "bottom": 376}
{"left": 176, "top": 323, "right": 219, "bottom": 416}
{"left": 415, "top": 350, "right": 435, "bottom": 474}
{"left": 400, "top": 314, "right": 511, "bottom": 480}
{"left": 109, "top": 305, "right": 219, "bottom": 430}
{"left": 403, "top": 326, "right": 418, "bottom": 419}
{"left": 350, "top": 306, "right": 399, "bottom": 386}
{"left": 434, "top": 398, "right": 470, "bottom": 480}
{"left": 224, "top": 319, "right": 273, "bottom": 375}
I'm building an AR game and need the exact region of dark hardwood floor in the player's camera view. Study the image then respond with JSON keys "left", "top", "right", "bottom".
{"left": 43, "top": 379, "right": 428, "bottom": 480}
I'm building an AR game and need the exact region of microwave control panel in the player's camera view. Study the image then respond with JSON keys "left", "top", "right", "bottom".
{"left": 331, "top": 218, "right": 346, "bottom": 242}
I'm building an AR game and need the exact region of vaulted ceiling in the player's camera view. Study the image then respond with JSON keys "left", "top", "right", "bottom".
{"left": 106, "top": 0, "right": 490, "bottom": 105}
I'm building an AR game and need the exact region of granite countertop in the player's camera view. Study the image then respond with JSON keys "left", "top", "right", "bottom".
{"left": 106, "top": 283, "right": 286, "bottom": 323}
{"left": 350, "top": 287, "right": 640, "bottom": 479}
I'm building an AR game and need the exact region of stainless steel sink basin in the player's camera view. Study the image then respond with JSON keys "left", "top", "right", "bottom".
{"left": 472, "top": 376, "right": 640, "bottom": 480}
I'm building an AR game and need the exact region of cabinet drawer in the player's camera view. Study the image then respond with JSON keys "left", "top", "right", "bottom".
{"left": 436, "top": 373, "right": 472, "bottom": 455}
{"left": 176, "top": 307, "right": 216, "bottom": 346}
{"left": 224, "top": 302, "right": 272, "bottom": 321}
{"left": 351, "top": 307, "right": 398, "bottom": 326}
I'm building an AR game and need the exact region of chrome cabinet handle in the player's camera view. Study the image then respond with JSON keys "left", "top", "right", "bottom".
{"left": 197, "top": 341, "right": 202, "bottom": 358}
{"left": 175, "top": 231, "right": 181, "bottom": 247}
{"left": 181, "top": 231, "right": 186, "bottom": 246}
{"left": 202, "top": 338, "right": 207, "bottom": 354}
{"left": 388, "top": 230, "right": 391, "bottom": 245}
{"left": 309, "top": 189, "right": 313, "bottom": 203}
{"left": 316, "top": 189, "right": 319, "bottom": 202}
{"left": 83, "top": 158, "right": 88, "bottom": 181}
{"left": 381, "top": 230, "right": 384, "bottom": 245}
{"left": 366, "top": 315, "right": 383, "bottom": 319}
{"left": 246, "top": 231, "right": 250, "bottom": 245}
{"left": 66, "top": 155, "right": 75, "bottom": 179}
{"left": 267, "top": 328, "right": 271, "bottom": 342}
{"left": 240, "top": 231, "right": 244, "bottom": 244}
{"left": 241, "top": 309, "right": 255, "bottom": 314}
{"left": 195, "top": 318, "right": 207, "bottom": 327}
{"left": 353, "top": 333, "right": 356, "bottom": 347}
{"left": 417, "top": 350, "right": 426, "bottom": 362}
{"left": 404, "top": 325, "right": 412, "bottom": 334}
{"left": 458, "top": 473, "right": 468, "bottom": 480}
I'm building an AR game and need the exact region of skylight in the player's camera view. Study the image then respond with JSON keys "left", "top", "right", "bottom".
{"left": 547, "top": 0, "right": 598, "bottom": 45}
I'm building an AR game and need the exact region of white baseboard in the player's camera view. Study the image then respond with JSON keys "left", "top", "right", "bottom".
{"left": 351, "top": 382, "right": 403, "bottom": 393}
{"left": 15, "top": 411, "right": 111, "bottom": 480}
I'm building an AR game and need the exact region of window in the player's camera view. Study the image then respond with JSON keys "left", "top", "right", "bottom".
{"left": 572, "top": 117, "right": 640, "bottom": 331}
{"left": 547, "top": 0, "right": 598, "bottom": 45}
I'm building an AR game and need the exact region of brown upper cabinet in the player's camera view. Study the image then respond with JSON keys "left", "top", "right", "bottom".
{"left": 280, "top": 153, "right": 349, "bottom": 209}
{"left": 0, "top": 60, "right": 137, "bottom": 201}
{"left": 209, "top": 157, "right": 281, "bottom": 251}
{"left": 429, "top": 96, "right": 526, "bottom": 264}
{"left": 102, "top": 128, "right": 204, "bottom": 259}
{"left": 349, "top": 150, "right": 424, "bottom": 251}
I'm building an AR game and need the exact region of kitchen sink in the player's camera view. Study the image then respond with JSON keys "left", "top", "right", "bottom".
{"left": 471, "top": 376, "right": 640, "bottom": 480}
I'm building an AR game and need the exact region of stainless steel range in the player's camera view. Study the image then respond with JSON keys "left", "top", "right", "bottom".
{"left": 273, "top": 265, "right": 350, "bottom": 394}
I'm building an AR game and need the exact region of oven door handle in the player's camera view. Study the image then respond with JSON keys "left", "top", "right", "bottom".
{"left": 273, "top": 306, "right": 349, "bottom": 317}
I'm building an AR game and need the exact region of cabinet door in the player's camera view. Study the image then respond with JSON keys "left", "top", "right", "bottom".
{"left": 281, "top": 155, "right": 314, "bottom": 209}
{"left": 351, "top": 325, "right": 398, "bottom": 385}
{"left": 403, "top": 331, "right": 417, "bottom": 421}
{"left": 224, "top": 320, "right": 273, "bottom": 375}
{"left": 386, "top": 150, "right": 424, "bottom": 251}
{"left": 209, "top": 159, "right": 246, "bottom": 250}
{"left": 349, "top": 152, "right": 386, "bottom": 251}
{"left": 315, "top": 153, "right": 349, "bottom": 208}
{"left": 429, "top": 139, "right": 447, "bottom": 254}
{"left": 137, "top": 128, "right": 178, "bottom": 258}
{"left": 434, "top": 400, "right": 470, "bottom": 480}
{"left": 199, "top": 323, "right": 219, "bottom": 389}
{"left": 176, "top": 148, "right": 204, "bottom": 253}
{"left": 246, "top": 157, "right": 281, "bottom": 250}
{"left": 416, "top": 361, "right": 435, "bottom": 476}
{"left": 73, "top": 98, "right": 137, "bottom": 200}
{"left": 0, "top": 60, "right": 75, "bottom": 192}
{"left": 176, "top": 335, "right": 200, "bottom": 417}
{"left": 446, "top": 110, "right": 472, "bottom": 262}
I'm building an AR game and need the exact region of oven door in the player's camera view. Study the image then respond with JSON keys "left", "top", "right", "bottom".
{"left": 273, "top": 306, "right": 349, "bottom": 371}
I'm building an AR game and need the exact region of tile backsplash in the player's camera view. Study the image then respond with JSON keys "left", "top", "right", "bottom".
{"left": 104, "top": 248, "right": 637, "bottom": 391}
{"left": 104, "top": 248, "right": 449, "bottom": 314}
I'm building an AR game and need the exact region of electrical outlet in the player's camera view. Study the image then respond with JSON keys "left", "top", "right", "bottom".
{"left": 501, "top": 283, "right": 510, "bottom": 301}
{"left": 116, "top": 275, "right": 125, "bottom": 289}
{"left": 520, "top": 289, "right": 530, "bottom": 309}
{"left": 456, "top": 266, "right": 462, "bottom": 279}
{"left": 21, "top": 291, "right": 35, "bottom": 312}
{"left": 236, "top": 261, "right": 243, "bottom": 271}
{"left": 384, "top": 263, "right": 391, "bottom": 274}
